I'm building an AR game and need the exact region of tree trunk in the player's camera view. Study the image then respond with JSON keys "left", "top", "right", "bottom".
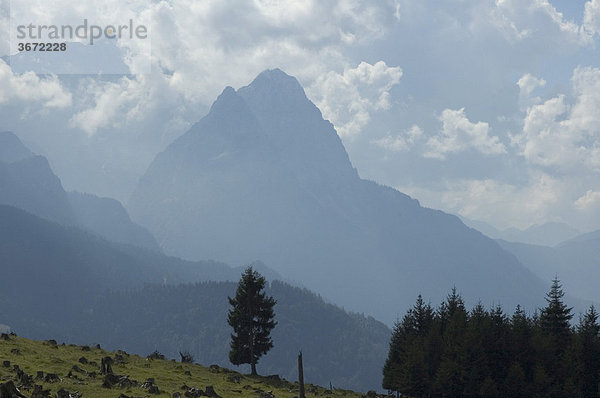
{"left": 250, "top": 320, "right": 256, "bottom": 376}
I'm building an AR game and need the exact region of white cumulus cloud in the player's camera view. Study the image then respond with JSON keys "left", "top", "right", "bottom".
{"left": 371, "top": 125, "right": 423, "bottom": 152}
{"left": 399, "top": 172, "right": 566, "bottom": 230}
{"left": 0, "top": 60, "right": 71, "bottom": 108}
{"left": 512, "top": 66, "right": 600, "bottom": 173}
{"left": 584, "top": 0, "right": 600, "bottom": 36}
{"left": 575, "top": 190, "right": 600, "bottom": 211}
{"left": 518, "top": 73, "right": 547, "bottom": 98}
{"left": 308, "top": 61, "right": 403, "bottom": 138}
{"left": 424, "top": 108, "right": 506, "bottom": 160}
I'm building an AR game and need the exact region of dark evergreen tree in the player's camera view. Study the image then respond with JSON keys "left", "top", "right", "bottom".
{"left": 227, "top": 267, "right": 277, "bottom": 375}
{"left": 434, "top": 288, "right": 467, "bottom": 397}
{"left": 487, "top": 305, "right": 510, "bottom": 385}
{"left": 504, "top": 362, "right": 527, "bottom": 398}
{"left": 538, "top": 277, "right": 573, "bottom": 395}
{"left": 411, "top": 295, "right": 435, "bottom": 336}
{"left": 578, "top": 306, "right": 600, "bottom": 398}
{"left": 540, "top": 277, "right": 573, "bottom": 349}
{"left": 383, "top": 295, "right": 434, "bottom": 397}
{"left": 464, "top": 303, "right": 490, "bottom": 397}
{"left": 509, "top": 305, "right": 534, "bottom": 395}
{"left": 382, "top": 319, "right": 404, "bottom": 394}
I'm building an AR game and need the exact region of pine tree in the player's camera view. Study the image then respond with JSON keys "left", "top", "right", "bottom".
{"left": 463, "top": 303, "right": 490, "bottom": 397}
{"left": 411, "top": 294, "right": 434, "bottom": 337}
{"left": 382, "top": 319, "right": 404, "bottom": 393}
{"left": 434, "top": 288, "right": 467, "bottom": 396}
{"left": 538, "top": 277, "right": 573, "bottom": 395}
{"left": 510, "top": 305, "right": 534, "bottom": 391}
{"left": 540, "top": 277, "right": 573, "bottom": 346}
{"left": 504, "top": 362, "right": 527, "bottom": 398}
{"left": 578, "top": 306, "right": 600, "bottom": 397}
{"left": 383, "top": 295, "right": 435, "bottom": 396}
{"left": 227, "top": 267, "right": 277, "bottom": 376}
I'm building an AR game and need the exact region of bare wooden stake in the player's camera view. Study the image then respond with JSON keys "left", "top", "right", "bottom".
{"left": 298, "top": 351, "right": 305, "bottom": 398}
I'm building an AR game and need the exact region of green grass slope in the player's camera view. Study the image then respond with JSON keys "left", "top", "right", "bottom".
{"left": 0, "top": 335, "right": 363, "bottom": 398}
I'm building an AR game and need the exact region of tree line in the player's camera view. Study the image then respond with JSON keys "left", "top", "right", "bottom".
{"left": 383, "top": 278, "right": 600, "bottom": 397}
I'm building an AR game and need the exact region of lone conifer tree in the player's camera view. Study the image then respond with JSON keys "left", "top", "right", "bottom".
{"left": 228, "top": 267, "right": 277, "bottom": 376}
{"left": 540, "top": 276, "right": 573, "bottom": 346}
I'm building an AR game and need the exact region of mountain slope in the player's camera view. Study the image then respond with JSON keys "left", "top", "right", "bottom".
{"left": 498, "top": 235, "right": 600, "bottom": 303}
{"left": 0, "top": 204, "right": 240, "bottom": 314}
{"left": 0, "top": 131, "right": 159, "bottom": 250}
{"left": 0, "top": 155, "right": 77, "bottom": 224}
{"left": 0, "top": 131, "right": 34, "bottom": 163}
{"left": 128, "top": 69, "right": 549, "bottom": 323}
{"left": 68, "top": 191, "right": 160, "bottom": 251}
{"left": 0, "top": 205, "right": 389, "bottom": 392}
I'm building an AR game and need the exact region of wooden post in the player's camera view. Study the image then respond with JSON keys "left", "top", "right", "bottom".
{"left": 298, "top": 351, "right": 305, "bottom": 398}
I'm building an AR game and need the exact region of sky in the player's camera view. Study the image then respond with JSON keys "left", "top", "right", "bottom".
{"left": 0, "top": 0, "right": 599, "bottom": 232}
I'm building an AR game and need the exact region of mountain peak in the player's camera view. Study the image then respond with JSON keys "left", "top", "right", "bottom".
{"left": 129, "top": 70, "right": 549, "bottom": 325}
{"left": 208, "top": 85, "right": 246, "bottom": 115}
{"left": 251, "top": 68, "right": 302, "bottom": 88}
{"left": 0, "top": 131, "right": 34, "bottom": 163}
{"left": 240, "top": 68, "right": 307, "bottom": 103}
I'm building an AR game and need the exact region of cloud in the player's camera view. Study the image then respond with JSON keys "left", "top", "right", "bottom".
{"left": 371, "top": 125, "right": 423, "bottom": 152}
{"left": 584, "top": 0, "right": 600, "bottom": 35}
{"left": 491, "top": 0, "right": 591, "bottom": 45}
{"left": 575, "top": 190, "right": 600, "bottom": 211}
{"left": 517, "top": 73, "right": 547, "bottom": 110}
{"left": 69, "top": 71, "right": 189, "bottom": 138}
{"left": 0, "top": 1, "right": 8, "bottom": 56}
{"left": 517, "top": 73, "right": 547, "bottom": 98}
{"left": 70, "top": 77, "right": 142, "bottom": 136}
{"left": 511, "top": 66, "right": 600, "bottom": 173}
{"left": 424, "top": 108, "right": 506, "bottom": 160}
{"left": 0, "top": 60, "right": 71, "bottom": 108}
{"left": 399, "top": 172, "right": 566, "bottom": 230}
{"left": 308, "top": 61, "right": 403, "bottom": 138}
{"left": 143, "top": 0, "right": 399, "bottom": 104}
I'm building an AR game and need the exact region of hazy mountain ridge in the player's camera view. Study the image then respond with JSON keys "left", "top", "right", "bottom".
{"left": 0, "top": 131, "right": 34, "bottom": 163}
{"left": 68, "top": 191, "right": 160, "bottom": 251}
{"left": 498, "top": 234, "right": 600, "bottom": 304}
{"left": 558, "top": 229, "right": 600, "bottom": 246}
{"left": 0, "top": 131, "right": 159, "bottom": 251}
{"left": 129, "top": 69, "right": 551, "bottom": 324}
{"left": 461, "top": 217, "right": 580, "bottom": 247}
{"left": 0, "top": 205, "right": 229, "bottom": 301}
{"left": 0, "top": 155, "right": 77, "bottom": 225}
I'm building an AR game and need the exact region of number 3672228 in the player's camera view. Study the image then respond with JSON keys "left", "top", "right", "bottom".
{"left": 17, "top": 42, "right": 67, "bottom": 51}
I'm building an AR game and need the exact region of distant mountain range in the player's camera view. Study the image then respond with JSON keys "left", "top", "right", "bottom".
{"left": 0, "top": 204, "right": 389, "bottom": 391}
{"left": 0, "top": 131, "right": 159, "bottom": 251}
{"left": 461, "top": 217, "right": 580, "bottom": 247}
{"left": 128, "top": 69, "right": 552, "bottom": 323}
{"left": 498, "top": 231, "right": 600, "bottom": 304}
